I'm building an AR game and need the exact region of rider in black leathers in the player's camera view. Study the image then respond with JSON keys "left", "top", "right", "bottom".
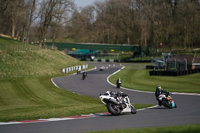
{"left": 110, "top": 91, "right": 128, "bottom": 98}
{"left": 82, "top": 71, "right": 87, "bottom": 80}
{"left": 155, "top": 86, "right": 169, "bottom": 106}
{"left": 110, "top": 91, "right": 128, "bottom": 109}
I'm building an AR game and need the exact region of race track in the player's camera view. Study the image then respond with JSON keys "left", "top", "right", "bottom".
{"left": 0, "top": 62, "right": 200, "bottom": 133}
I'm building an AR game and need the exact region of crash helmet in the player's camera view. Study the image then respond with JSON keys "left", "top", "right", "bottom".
{"left": 156, "top": 85, "right": 162, "bottom": 90}
{"left": 119, "top": 91, "right": 123, "bottom": 94}
{"left": 106, "top": 91, "right": 111, "bottom": 93}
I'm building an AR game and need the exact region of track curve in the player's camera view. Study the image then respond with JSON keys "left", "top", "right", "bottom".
{"left": 0, "top": 62, "right": 200, "bottom": 133}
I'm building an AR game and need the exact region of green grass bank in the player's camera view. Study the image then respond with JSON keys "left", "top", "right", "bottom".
{"left": 0, "top": 36, "right": 84, "bottom": 79}
{"left": 109, "top": 63, "right": 200, "bottom": 93}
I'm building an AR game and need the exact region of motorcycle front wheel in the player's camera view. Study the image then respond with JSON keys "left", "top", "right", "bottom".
{"left": 131, "top": 106, "right": 137, "bottom": 114}
{"left": 107, "top": 102, "right": 121, "bottom": 116}
{"left": 162, "top": 99, "right": 172, "bottom": 109}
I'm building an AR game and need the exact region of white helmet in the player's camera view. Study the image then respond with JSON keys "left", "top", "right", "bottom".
{"left": 156, "top": 86, "right": 161, "bottom": 90}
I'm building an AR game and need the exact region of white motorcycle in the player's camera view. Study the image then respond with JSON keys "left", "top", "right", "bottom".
{"left": 99, "top": 91, "right": 137, "bottom": 116}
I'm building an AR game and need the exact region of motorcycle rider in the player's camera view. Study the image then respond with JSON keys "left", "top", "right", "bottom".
{"left": 155, "top": 86, "right": 169, "bottom": 106}
{"left": 116, "top": 78, "right": 121, "bottom": 88}
{"left": 82, "top": 71, "right": 87, "bottom": 80}
{"left": 109, "top": 91, "right": 127, "bottom": 98}
{"left": 110, "top": 91, "right": 128, "bottom": 109}
{"left": 100, "top": 91, "right": 136, "bottom": 115}
{"left": 117, "top": 91, "right": 128, "bottom": 98}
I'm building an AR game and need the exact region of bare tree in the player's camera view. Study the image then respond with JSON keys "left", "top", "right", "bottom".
{"left": 26, "top": 0, "right": 36, "bottom": 43}
{"left": 37, "top": 0, "right": 74, "bottom": 47}
{"left": 51, "top": 0, "right": 74, "bottom": 47}
{"left": 68, "top": 0, "right": 200, "bottom": 49}
{"left": 1, "top": 0, "right": 200, "bottom": 49}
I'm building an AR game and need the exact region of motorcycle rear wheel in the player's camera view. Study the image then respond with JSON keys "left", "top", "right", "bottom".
{"left": 107, "top": 102, "right": 121, "bottom": 116}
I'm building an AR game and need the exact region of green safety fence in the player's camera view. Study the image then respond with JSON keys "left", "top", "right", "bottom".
{"left": 44, "top": 42, "right": 142, "bottom": 52}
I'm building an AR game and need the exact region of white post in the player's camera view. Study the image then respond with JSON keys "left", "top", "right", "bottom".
{"left": 175, "top": 58, "right": 176, "bottom": 70}
{"left": 184, "top": 58, "right": 187, "bottom": 71}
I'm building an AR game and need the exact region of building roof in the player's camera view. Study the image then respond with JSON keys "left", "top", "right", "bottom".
{"left": 166, "top": 55, "right": 200, "bottom": 65}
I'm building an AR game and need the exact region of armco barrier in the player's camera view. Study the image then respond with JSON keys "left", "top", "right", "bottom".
{"left": 62, "top": 64, "right": 88, "bottom": 73}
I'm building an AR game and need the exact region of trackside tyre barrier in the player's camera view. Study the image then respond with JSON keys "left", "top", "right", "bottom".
{"left": 106, "top": 59, "right": 110, "bottom": 62}
{"left": 93, "top": 59, "right": 120, "bottom": 62}
{"left": 62, "top": 64, "right": 88, "bottom": 73}
{"left": 114, "top": 59, "right": 120, "bottom": 62}
{"left": 149, "top": 68, "right": 200, "bottom": 76}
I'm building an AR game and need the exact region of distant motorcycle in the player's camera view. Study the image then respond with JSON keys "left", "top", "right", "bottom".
{"left": 158, "top": 93, "right": 177, "bottom": 109}
{"left": 99, "top": 91, "right": 137, "bottom": 116}
{"left": 99, "top": 66, "right": 105, "bottom": 71}
{"left": 82, "top": 72, "right": 87, "bottom": 80}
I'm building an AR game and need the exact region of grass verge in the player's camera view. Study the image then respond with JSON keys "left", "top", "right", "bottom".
{"left": 87, "top": 124, "right": 200, "bottom": 133}
{"left": 109, "top": 63, "right": 200, "bottom": 93}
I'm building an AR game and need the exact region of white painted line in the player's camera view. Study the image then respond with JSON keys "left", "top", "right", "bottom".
{"left": 39, "top": 118, "right": 74, "bottom": 122}
{"left": 51, "top": 78, "right": 60, "bottom": 88}
{"left": 137, "top": 105, "right": 159, "bottom": 111}
{"left": 0, "top": 122, "right": 22, "bottom": 125}
{"left": 172, "top": 92, "right": 200, "bottom": 96}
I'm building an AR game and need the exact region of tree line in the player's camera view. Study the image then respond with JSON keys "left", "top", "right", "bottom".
{"left": 0, "top": 0, "right": 74, "bottom": 47}
{"left": 0, "top": 0, "right": 200, "bottom": 49}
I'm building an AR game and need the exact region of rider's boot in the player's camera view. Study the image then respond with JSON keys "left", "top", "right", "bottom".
{"left": 158, "top": 101, "right": 162, "bottom": 106}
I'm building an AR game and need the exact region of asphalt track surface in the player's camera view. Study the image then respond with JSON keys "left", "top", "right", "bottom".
{"left": 1, "top": 62, "right": 200, "bottom": 133}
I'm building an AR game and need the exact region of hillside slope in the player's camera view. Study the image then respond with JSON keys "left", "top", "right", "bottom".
{"left": 0, "top": 36, "right": 83, "bottom": 79}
